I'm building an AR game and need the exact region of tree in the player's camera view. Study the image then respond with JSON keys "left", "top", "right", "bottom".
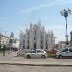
{"left": 0, "top": 45, "right": 1, "bottom": 51}
{"left": 2, "top": 45, "right": 6, "bottom": 56}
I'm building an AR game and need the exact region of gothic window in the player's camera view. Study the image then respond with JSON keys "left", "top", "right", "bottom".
{"left": 41, "top": 46, "right": 43, "bottom": 49}
{"left": 41, "top": 40, "right": 43, "bottom": 43}
{"left": 27, "top": 40, "right": 29, "bottom": 43}
{"left": 34, "top": 44, "right": 36, "bottom": 50}
{"left": 46, "top": 46, "right": 48, "bottom": 49}
{"left": 34, "top": 37, "right": 36, "bottom": 40}
{"left": 46, "top": 41, "right": 47, "bottom": 43}
{"left": 27, "top": 46, "right": 29, "bottom": 49}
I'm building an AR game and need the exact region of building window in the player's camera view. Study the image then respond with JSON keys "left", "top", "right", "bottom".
{"left": 27, "top": 40, "right": 29, "bottom": 43}
{"left": 41, "top": 46, "right": 43, "bottom": 49}
{"left": 46, "top": 41, "right": 47, "bottom": 43}
{"left": 46, "top": 46, "right": 48, "bottom": 49}
{"left": 34, "top": 37, "right": 36, "bottom": 40}
{"left": 41, "top": 40, "right": 43, "bottom": 43}
{"left": 27, "top": 46, "right": 29, "bottom": 49}
{"left": 34, "top": 44, "right": 36, "bottom": 50}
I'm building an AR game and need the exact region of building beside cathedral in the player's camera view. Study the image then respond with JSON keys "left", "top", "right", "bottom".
{"left": 19, "top": 21, "right": 55, "bottom": 51}
{"left": 70, "top": 31, "right": 72, "bottom": 47}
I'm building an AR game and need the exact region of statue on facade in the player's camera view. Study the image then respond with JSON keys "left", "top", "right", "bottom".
{"left": 9, "top": 32, "right": 14, "bottom": 43}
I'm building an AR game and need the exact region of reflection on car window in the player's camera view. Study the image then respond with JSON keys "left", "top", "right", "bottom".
{"left": 69, "top": 49, "right": 72, "bottom": 52}
{"left": 37, "top": 50, "right": 41, "bottom": 53}
{"left": 62, "top": 49, "right": 68, "bottom": 52}
{"left": 31, "top": 51, "right": 36, "bottom": 53}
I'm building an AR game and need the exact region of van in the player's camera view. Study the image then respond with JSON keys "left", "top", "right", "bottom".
{"left": 56, "top": 48, "right": 72, "bottom": 59}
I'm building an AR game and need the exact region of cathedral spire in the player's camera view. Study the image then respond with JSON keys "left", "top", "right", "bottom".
{"left": 30, "top": 22, "right": 33, "bottom": 28}
{"left": 20, "top": 30, "right": 22, "bottom": 33}
{"left": 39, "top": 18, "right": 41, "bottom": 25}
{"left": 37, "top": 18, "right": 41, "bottom": 26}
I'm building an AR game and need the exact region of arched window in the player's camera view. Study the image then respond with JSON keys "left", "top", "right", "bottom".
{"left": 34, "top": 44, "right": 36, "bottom": 50}
{"left": 46, "top": 46, "right": 48, "bottom": 49}
{"left": 34, "top": 37, "right": 36, "bottom": 40}
{"left": 41, "top": 40, "right": 43, "bottom": 43}
{"left": 27, "top": 40, "right": 29, "bottom": 43}
{"left": 46, "top": 41, "right": 47, "bottom": 43}
{"left": 41, "top": 46, "right": 43, "bottom": 49}
{"left": 27, "top": 46, "right": 29, "bottom": 49}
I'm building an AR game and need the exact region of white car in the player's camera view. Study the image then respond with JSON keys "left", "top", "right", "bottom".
{"left": 56, "top": 48, "right": 72, "bottom": 59}
{"left": 24, "top": 49, "right": 47, "bottom": 58}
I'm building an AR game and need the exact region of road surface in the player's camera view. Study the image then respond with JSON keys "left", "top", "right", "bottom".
{"left": 0, "top": 65, "right": 72, "bottom": 72}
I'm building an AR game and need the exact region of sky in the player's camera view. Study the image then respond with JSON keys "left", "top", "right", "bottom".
{"left": 0, "top": 0, "right": 72, "bottom": 43}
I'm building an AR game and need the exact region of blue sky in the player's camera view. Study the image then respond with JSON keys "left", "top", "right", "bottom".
{"left": 0, "top": 0, "right": 72, "bottom": 43}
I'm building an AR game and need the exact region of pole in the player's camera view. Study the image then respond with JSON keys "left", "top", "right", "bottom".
{"left": 60, "top": 8, "right": 71, "bottom": 46}
{"left": 0, "top": 33, "right": 1, "bottom": 45}
{"left": 65, "top": 17, "right": 68, "bottom": 45}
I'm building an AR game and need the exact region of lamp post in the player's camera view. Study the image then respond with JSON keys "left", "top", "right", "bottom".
{"left": 60, "top": 8, "right": 71, "bottom": 45}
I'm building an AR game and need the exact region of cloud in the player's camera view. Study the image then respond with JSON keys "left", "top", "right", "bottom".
{"left": 55, "top": 0, "right": 72, "bottom": 3}
{"left": 19, "top": 0, "right": 72, "bottom": 14}
{"left": 19, "top": 3, "right": 55, "bottom": 14}
{"left": 19, "top": 1, "right": 65, "bottom": 14}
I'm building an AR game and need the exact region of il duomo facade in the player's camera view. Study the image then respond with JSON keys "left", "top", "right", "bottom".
{"left": 19, "top": 21, "right": 55, "bottom": 50}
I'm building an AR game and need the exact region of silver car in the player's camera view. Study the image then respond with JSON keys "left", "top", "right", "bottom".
{"left": 56, "top": 48, "right": 72, "bottom": 59}
{"left": 24, "top": 49, "right": 47, "bottom": 58}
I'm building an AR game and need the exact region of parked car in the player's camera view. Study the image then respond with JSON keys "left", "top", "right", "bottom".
{"left": 56, "top": 48, "right": 72, "bottom": 59}
{"left": 24, "top": 49, "right": 47, "bottom": 58}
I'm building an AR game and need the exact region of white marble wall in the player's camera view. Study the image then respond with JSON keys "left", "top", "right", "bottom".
{"left": 19, "top": 22, "right": 55, "bottom": 50}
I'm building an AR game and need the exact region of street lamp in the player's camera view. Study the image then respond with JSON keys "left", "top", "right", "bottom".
{"left": 60, "top": 8, "right": 71, "bottom": 45}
